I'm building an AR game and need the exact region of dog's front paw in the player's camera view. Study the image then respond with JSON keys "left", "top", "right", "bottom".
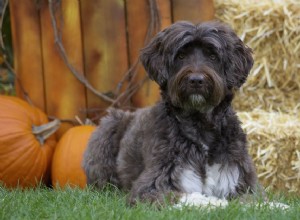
{"left": 256, "top": 201, "right": 290, "bottom": 210}
{"left": 174, "top": 192, "right": 228, "bottom": 209}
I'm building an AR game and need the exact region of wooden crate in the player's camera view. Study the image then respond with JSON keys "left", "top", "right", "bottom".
{"left": 9, "top": 0, "right": 214, "bottom": 137}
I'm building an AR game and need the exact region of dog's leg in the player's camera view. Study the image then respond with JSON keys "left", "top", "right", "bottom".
{"left": 128, "top": 173, "right": 227, "bottom": 209}
{"left": 82, "top": 109, "right": 131, "bottom": 189}
{"left": 127, "top": 169, "right": 180, "bottom": 206}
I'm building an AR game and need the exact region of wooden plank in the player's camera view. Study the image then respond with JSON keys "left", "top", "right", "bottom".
{"left": 127, "top": 0, "right": 172, "bottom": 107}
{"left": 157, "top": 0, "right": 172, "bottom": 29}
{"left": 9, "top": 0, "right": 46, "bottom": 111}
{"left": 80, "top": 0, "right": 128, "bottom": 116}
{"left": 40, "top": 0, "right": 86, "bottom": 137}
{"left": 172, "top": 0, "right": 215, "bottom": 23}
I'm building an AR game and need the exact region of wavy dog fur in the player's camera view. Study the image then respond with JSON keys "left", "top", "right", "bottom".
{"left": 83, "top": 21, "right": 258, "bottom": 205}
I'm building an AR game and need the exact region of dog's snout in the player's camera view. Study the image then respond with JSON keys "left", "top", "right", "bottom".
{"left": 188, "top": 73, "right": 204, "bottom": 87}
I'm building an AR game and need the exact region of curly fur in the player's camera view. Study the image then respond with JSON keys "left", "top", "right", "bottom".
{"left": 83, "top": 21, "right": 258, "bottom": 205}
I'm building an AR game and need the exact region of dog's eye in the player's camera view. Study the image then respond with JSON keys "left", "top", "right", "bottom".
{"left": 209, "top": 54, "right": 216, "bottom": 60}
{"left": 177, "top": 53, "right": 185, "bottom": 60}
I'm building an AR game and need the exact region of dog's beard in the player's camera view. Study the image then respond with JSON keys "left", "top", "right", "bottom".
{"left": 189, "top": 94, "right": 205, "bottom": 106}
{"left": 184, "top": 94, "right": 214, "bottom": 113}
{"left": 169, "top": 82, "right": 220, "bottom": 113}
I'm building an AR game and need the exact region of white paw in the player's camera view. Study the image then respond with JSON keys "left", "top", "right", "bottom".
{"left": 174, "top": 192, "right": 228, "bottom": 209}
{"left": 259, "top": 202, "right": 290, "bottom": 210}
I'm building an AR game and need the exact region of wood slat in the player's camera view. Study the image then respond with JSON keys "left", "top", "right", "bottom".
{"left": 172, "top": 0, "right": 215, "bottom": 23}
{"left": 40, "top": 0, "right": 86, "bottom": 137}
{"left": 10, "top": 0, "right": 215, "bottom": 124}
{"left": 80, "top": 0, "right": 128, "bottom": 117}
{"left": 157, "top": 0, "right": 172, "bottom": 29}
{"left": 9, "top": 0, "right": 46, "bottom": 110}
{"left": 127, "top": 0, "right": 172, "bottom": 108}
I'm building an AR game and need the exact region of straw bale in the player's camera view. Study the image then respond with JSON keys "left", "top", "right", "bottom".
{"left": 215, "top": 0, "right": 300, "bottom": 112}
{"left": 238, "top": 110, "right": 300, "bottom": 193}
{"left": 233, "top": 88, "right": 300, "bottom": 116}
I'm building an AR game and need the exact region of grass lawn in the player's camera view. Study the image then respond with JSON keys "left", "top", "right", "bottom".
{"left": 0, "top": 185, "right": 299, "bottom": 220}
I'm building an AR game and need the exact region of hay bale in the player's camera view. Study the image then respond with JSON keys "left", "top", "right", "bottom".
{"left": 238, "top": 110, "right": 300, "bottom": 193}
{"left": 215, "top": 0, "right": 300, "bottom": 113}
{"left": 233, "top": 89, "right": 300, "bottom": 116}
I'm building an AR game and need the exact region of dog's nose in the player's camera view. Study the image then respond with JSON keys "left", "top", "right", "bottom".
{"left": 188, "top": 74, "right": 204, "bottom": 87}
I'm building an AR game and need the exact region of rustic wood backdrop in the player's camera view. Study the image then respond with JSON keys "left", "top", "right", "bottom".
{"left": 9, "top": 0, "right": 214, "bottom": 137}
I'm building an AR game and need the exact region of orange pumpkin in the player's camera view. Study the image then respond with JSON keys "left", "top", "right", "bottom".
{"left": 0, "top": 95, "right": 60, "bottom": 188}
{"left": 51, "top": 125, "right": 95, "bottom": 188}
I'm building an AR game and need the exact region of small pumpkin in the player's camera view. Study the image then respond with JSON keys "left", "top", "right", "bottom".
{"left": 51, "top": 125, "right": 95, "bottom": 188}
{"left": 0, "top": 95, "right": 60, "bottom": 188}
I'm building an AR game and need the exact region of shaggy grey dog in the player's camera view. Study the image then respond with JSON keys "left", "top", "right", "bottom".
{"left": 83, "top": 21, "right": 258, "bottom": 206}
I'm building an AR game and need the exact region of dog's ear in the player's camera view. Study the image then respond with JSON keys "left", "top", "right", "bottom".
{"left": 213, "top": 23, "right": 254, "bottom": 89}
{"left": 140, "top": 21, "right": 195, "bottom": 87}
{"left": 226, "top": 37, "right": 254, "bottom": 88}
{"left": 140, "top": 30, "right": 168, "bottom": 87}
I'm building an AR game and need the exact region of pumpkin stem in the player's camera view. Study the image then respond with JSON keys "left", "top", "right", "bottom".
{"left": 32, "top": 119, "right": 61, "bottom": 145}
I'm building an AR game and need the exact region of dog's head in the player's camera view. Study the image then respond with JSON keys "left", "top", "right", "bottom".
{"left": 140, "top": 21, "right": 253, "bottom": 113}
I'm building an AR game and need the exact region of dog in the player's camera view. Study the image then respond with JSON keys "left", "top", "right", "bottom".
{"left": 83, "top": 21, "right": 259, "bottom": 207}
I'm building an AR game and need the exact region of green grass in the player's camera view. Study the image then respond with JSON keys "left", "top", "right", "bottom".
{"left": 0, "top": 185, "right": 299, "bottom": 220}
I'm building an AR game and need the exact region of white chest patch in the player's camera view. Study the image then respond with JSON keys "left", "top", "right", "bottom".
{"left": 180, "top": 169, "right": 203, "bottom": 193}
{"left": 180, "top": 164, "right": 240, "bottom": 198}
{"left": 203, "top": 164, "right": 239, "bottom": 198}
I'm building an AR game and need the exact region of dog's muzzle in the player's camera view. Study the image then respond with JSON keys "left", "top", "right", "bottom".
{"left": 168, "top": 66, "right": 225, "bottom": 112}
